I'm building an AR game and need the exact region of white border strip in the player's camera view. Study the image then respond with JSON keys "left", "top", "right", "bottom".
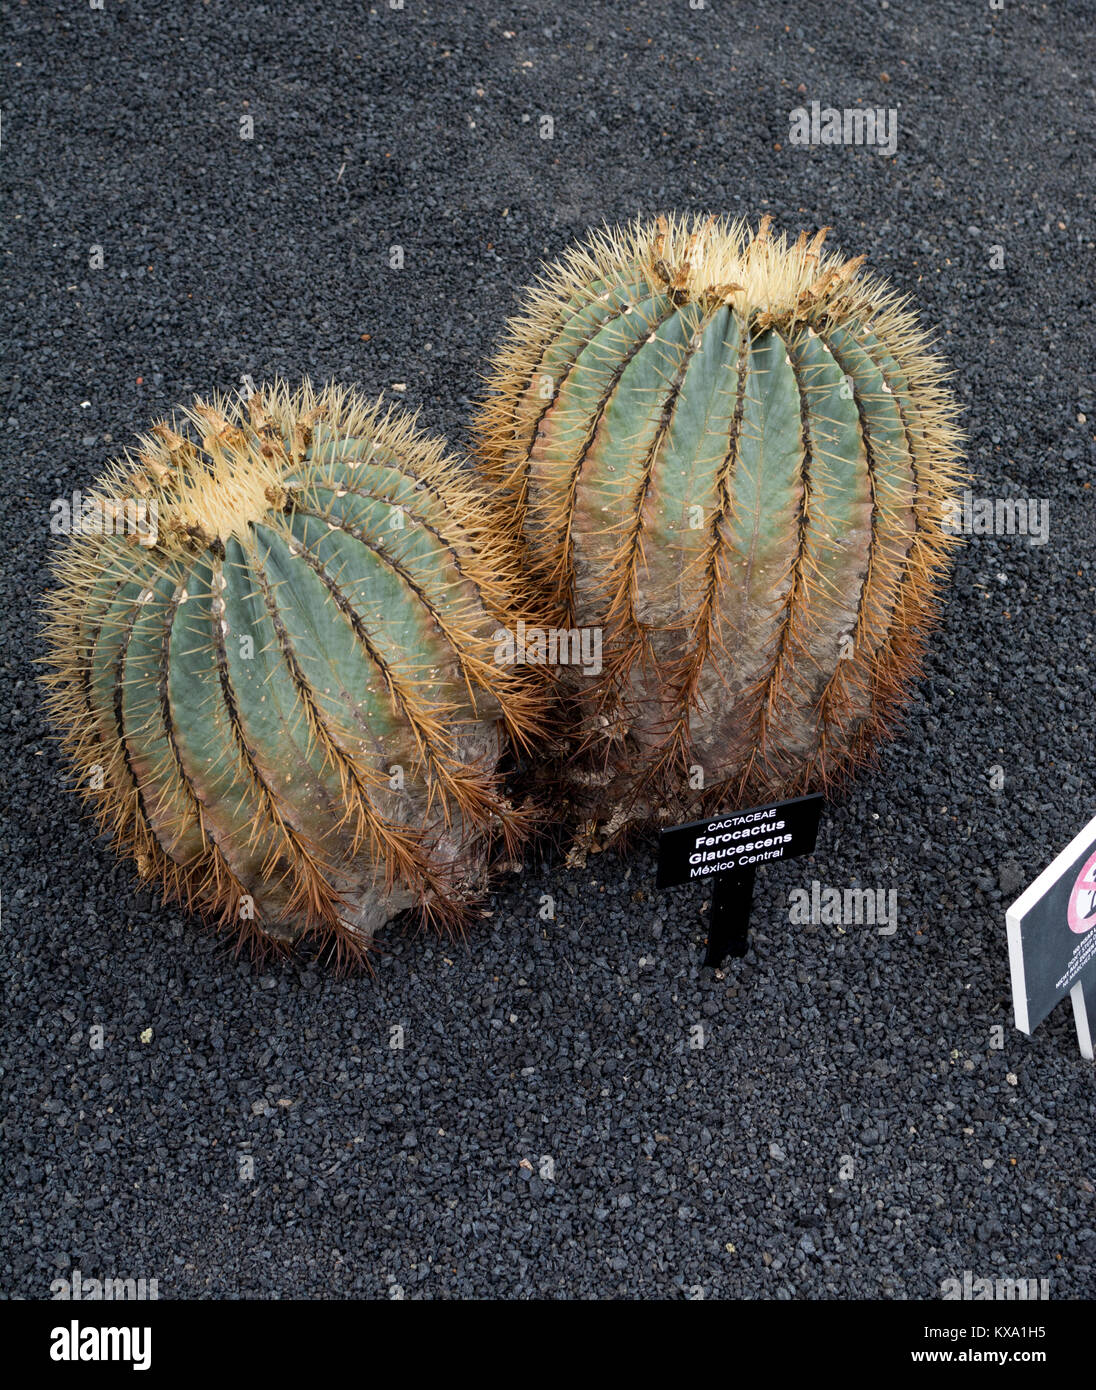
{"left": 1071, "top": 981, "right": 1094, "bottom": 1062}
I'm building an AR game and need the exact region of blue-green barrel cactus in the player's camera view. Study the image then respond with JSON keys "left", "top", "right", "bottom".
{"left": 474, "top": 214, "right": 966, "bottom": 850}
{"left": 42, "top": 383, "right": 543, "bottom": 964}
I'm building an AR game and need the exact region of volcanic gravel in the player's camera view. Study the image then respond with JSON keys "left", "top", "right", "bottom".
{"left": 2, "top": 0, "right": 1094, "bottom": 1300}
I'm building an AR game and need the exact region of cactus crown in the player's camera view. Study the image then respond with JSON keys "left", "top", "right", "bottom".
{"left": 478, "top": 212, "right": 964, "bottom": 517}
{"left": 42, "top": 382, "right": 542, "bottom": 966}
{"left": 474, "top": 214, "right": 967, "bottom": 834}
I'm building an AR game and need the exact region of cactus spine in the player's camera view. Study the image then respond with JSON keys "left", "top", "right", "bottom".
{"left": 42, "top": 383, "right": 542, "bottom": 963}
{"left": 475, "top": 214, "right": 966, "bottom": 845}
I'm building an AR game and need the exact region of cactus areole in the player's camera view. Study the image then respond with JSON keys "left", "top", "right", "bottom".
{"left": 42, "top": 384, "right": 542, "bottom": 964}
{"left": 475, "top": 214, "right": 966, "bottom": 845}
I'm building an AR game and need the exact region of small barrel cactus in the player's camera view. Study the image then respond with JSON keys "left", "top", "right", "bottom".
{"left": 42, "top": 382, "right": 543, "bottom": 964}
{"left": 474, "top": 214, "right": 966, "bottom": 847}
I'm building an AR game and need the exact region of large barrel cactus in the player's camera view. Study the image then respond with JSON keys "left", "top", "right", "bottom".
{"left": 474, "top": 214, "right": 966, "bottom": 849}
{"left": 42, "top": 383, "right": 543, "bottom": 963}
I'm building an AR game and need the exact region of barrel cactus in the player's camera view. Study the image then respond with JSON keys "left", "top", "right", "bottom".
{"left": 474, "top": 213, "right": 966, "bottom": 850}
{"left": 42, "top": 383, "right": 543, "bottom": 964}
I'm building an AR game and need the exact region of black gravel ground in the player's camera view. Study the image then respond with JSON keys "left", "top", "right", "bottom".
{"left": 3, "top": 0, "right": 1094, "bottom": 1302}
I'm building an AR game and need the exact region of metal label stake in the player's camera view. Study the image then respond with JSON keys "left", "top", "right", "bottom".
{"left": 705, "top": 866, "right": 757, "bottom": 966}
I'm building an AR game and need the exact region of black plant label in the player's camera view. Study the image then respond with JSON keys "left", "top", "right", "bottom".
{"left": 656, "top": 794, "right": 824, "bottom": 890}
